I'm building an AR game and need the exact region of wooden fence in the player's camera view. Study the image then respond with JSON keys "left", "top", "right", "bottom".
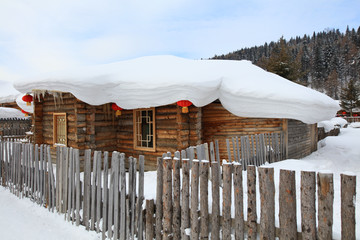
{"left": 151, "top": 150, "right": 356, "bottom": 240}
{"left": 225, "top": 132, "right": 285, "bottom": 169}
{"left": 0, "top": 118, "right": 31, "bottom": 138}
{"left": 0, "top": 140, "right": 145, "bottom": 240}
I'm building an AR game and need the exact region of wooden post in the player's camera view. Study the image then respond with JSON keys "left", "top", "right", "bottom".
{"left": 119, "top": 153, "right": 126, "bottom": 240}
{"left": 96, "top": 151, "right": 102, "bottom": 233}
{"left": 247, "top": 165, "right": 257, "bottom": 239}
{"left": 317, "top": 173, "right": 334, "bottom": 240}
{"left": 90, "top": 150, "right": 97, "bottom": 230}
{"left": 137, "top": 155, "right": 145, "bottom": 240}
{"left": 102, "top": 152, "right": 109, "bottom": 240}
{"left": 107, "top": 152, "right": 117, "bottom": 239}
{"left": 113, "top": 153, "right": 120, "bottom": 239}
{"left": 233, "top": 164, "right": 244, "bottom": 240}
{"left": 222, "top": 162, "right": 232, "bottom": 240}
{"left": 83, "top": 149, "right": 91, "bottom": 230}
{"left": 211, "top": 160, "right": 220, "bottom": 240}
{"left": 190, "top": 160, "right": 200, "bottom": 240}
{"left": 181, "top": 155, "right": 190, "bottom": 240}
{"left": 155, "top": 157, "right": 163, "bottom": 240}
{"left": 341, "top": 174, "right": 356, "bottom": 240}
{"left": 74, "top": 149, "right": 81, "bottom": 226}
{"left": 259, "top": 167, "right": 275, "bottom": 240}
{"left": 173, "top": 153, "right": 181, "bottom": 240}
{"left": 199, "top": 160, "right": 209, "bottom": 239}
{"left": 145, "top": 199, "right": 154, "bottom": 240}
{"left": 301, "top": 171, "right": 316, "bottom": 240}
{"left": 279, "top": 169, "right": 297, "bottom": 239}
{"left": 163, "top": 157, "right": 173, "bottom": 240}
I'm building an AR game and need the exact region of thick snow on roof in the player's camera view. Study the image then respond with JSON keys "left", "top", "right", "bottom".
{"left": 0, "top": 107, "right": 27, "bottom": 119}
{"left": 0, "top": 80, "right": 20, "bottom": 104}
{"left": 14, "top": 55, "right": 340, "bottom": 124}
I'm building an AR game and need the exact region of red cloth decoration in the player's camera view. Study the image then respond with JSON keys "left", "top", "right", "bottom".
{"left": 177, "top": 100, "right": 192, "bottom": 113}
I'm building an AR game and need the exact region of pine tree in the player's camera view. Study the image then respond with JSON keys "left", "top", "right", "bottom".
{"left": 340, "top": 79, "right": 360, "bottom": 116}
{"left": 265, "top": 37, "right": 302, "bottom": 82}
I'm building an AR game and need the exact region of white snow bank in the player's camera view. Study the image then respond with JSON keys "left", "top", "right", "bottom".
{"left": 318, "top": 117, "right": 348, "bottom": 132}
{"left": 0, "top": 107, "right": 27, "bottom": 119}
{"left": 0, "top": 187, "right": 101, "bottom": 240}
{"left": 350, "top": 122, "right": 360, "bottom": 128}
{"left": 14, "top": 55, "right": 340, "bottom": 124}
{"left": 330, "top": 117, "right": 347, "bottom": 127}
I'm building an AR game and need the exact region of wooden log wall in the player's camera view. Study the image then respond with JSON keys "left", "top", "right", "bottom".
{"left": 117, "top": 104, "right": 202, "bottom": 170}
{"left": 202, "top": 102, "right": 286, "bottom": 161}
{"left": 34, "top": 93, "right": 118, "bottom": 167}
{"left": 287, "top": 119, "right": 317, "bottom": 159}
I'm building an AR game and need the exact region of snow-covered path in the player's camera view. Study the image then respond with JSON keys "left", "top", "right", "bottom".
{"left": 0, "top": 187, "right": 101, "bottom": 240}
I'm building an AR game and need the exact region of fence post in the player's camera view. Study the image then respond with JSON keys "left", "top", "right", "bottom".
{"left": 74, "top": 149, "right": 81, "bottom": 226}
{"left": 155, "top": 157, "right": 163, "bottom": 240}
{"left": 145, "top": 199, "right": 155, "bottom": 240}
{"left": 181, "top": 151, "right": 190, "bottom": 240}
{"left": 96, "top": 151, "right": 102, "bottom": 232}
{"left": 199, "top": 160, "right": 209, "bottom": 239}
{"left": 279, "top": 169, "right": 297, "bottom": 239}
{"left": 102, "top": 151, "right": 109, "bottom": 240}
{"left": 317, "top": 173, "right": 334, "bottom": 240}
{"left": 190, "top": 159, "right": 200, "bottom": 240}
{"left": 211, "top": 160, "right": 220, "bottom": 240}
{"left": 341, "top": 174, "right": 356, "bottom": 240}
{"left": 137, "top": 155, "right": 145, "bottom": 240}
{"left": 162, "top": 156, "right": 173, "bottom": 240}
{"left": 233, "top": 164, "right": 244, "bottom": 240}
{"left": 301, "top": 171, "right": 316, "bottom": 240}
{"left": 222, "top": 162, "right": 232, "bottom": 240}
{"left": 83, "top": 149, "right": 91, "bottom": 230}
{"left": 247, "top": 165, "right": 257, "bottom": 239}
{"left": 119, "top": 153, "right": 126, "bottom": 240}
{"left": 173, "top": 152, "right": 181, "bottom": 240}
{"left": 259, "top": 167, "right": 275, "bottom": 240}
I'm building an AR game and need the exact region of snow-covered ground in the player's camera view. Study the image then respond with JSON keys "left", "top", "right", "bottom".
{"left": 0, "top": 124, "right": 359, "bottom": 239}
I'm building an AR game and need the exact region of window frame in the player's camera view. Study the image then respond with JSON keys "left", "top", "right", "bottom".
{"left": 133, "top": 108, "right": 156, "bottom": 152}
{"left": 53, "top": 113, "right": 67, "bottom": 146}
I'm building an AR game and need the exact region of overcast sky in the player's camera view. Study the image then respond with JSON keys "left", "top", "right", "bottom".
{"left": 1, "top": 0, "right": 360, "bottom": 82}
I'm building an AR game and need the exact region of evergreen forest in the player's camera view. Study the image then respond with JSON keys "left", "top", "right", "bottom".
{"left": 213, "top": 26, "right": 360, "bottom": 101}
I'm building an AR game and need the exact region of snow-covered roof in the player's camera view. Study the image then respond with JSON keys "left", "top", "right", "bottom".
{"left": 0, "top": 80, "right": 20, "bottom": 104}
{"left": 14, "top": 55, "right": 340, "bottom": 124}
{"left": 0, "top": 107, "right": 28, "bottom": 119}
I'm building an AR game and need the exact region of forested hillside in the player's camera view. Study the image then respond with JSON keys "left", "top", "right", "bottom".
{"left": 213, "top": 27, "right": 360, "bottom": 100}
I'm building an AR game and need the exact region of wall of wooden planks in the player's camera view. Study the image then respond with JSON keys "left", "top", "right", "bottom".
{"left": 33, "top": 93, "right": 203, "bottom": 170}
{"left": 287, "top": 119, "right": 317, "bottom": 159}
{"left": 202, "top": 102, "right": 286, "bottom": 161}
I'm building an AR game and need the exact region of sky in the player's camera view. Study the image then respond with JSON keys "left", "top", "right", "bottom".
{"left": 0, "top": 0, "right": 360, "bottom": 82}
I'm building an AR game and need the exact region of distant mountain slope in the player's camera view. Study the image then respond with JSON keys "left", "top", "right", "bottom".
{"left": 212, "top": 26, "right": 360, "bottom": 100}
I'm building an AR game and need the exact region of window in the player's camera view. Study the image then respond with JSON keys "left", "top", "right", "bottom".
{"left": 53, "top": 113, "right": 67, "bottom": 146}
{"left": 133, "top": 108, "right": 155, "bottom": 151}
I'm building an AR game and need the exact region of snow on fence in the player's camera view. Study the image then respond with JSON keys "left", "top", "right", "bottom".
{"left": 0, "top": 141, "right": 145, "bottom": 240}
{"left": 225, "top": 132, "right": 285, "bottom": 169}
{"left": 151, "top": 150, "right": 356, "bottom": 240}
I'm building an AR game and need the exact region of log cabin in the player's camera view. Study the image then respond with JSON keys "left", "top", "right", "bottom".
{"left": 14, "top": 56, "right": 339, "bottom": 169}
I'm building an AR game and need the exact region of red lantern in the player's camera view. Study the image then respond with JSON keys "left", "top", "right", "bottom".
{"left": 21, "top": 109, "right": 29, "bottom": 117}
{"left": 22, "top": 94, "right": 33, "bottom": 106}
{"left": 111, "top": 103, "right": 123, "bottom": 116}
{"left": 177, "top": 100, "right": 192, "bottom": 113}
{"left": 342, "top": 111, "right": 346, "bottom": 115}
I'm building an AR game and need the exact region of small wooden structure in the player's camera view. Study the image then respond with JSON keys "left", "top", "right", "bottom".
{"left": 31, "top": 92, "right": 317, "bottom": 169}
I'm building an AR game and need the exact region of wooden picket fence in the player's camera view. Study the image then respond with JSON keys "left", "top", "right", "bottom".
{"left": 0, "top": 140, "right": 145, "bottom": 240}
{"left": 225, "top": 132, "right": 285, "bottom": 169}
{"left": 150, "top": 150, "right": 357, "bottom": 240}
